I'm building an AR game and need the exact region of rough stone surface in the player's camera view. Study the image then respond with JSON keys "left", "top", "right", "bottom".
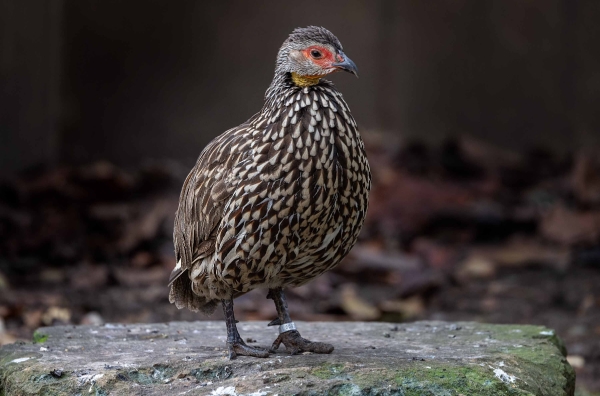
{"left": 0, "top": 321, "right": 575, "bottom": 395}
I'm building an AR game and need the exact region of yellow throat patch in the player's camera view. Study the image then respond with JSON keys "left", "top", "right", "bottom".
{"left": 291, "top": 72, "right": 324, "bottom": 87}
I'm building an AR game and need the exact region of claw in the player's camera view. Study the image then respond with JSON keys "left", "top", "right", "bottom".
{"left": 288, "top": 347, "right": 301, "bottom": 355}
{"left": 227, "top": 345, "right": 237, "bottom": 360}
{"left": 270, "top": 335, "right": 283, "bottom": 353}
{"left": 227, "top": 341, "right": 270, "bottom": 360}
{"left": 270, "top": 330, "right": 334, "bottom": 355}
{"left": 267, "top": 318, "right": 281, "bottom": 326}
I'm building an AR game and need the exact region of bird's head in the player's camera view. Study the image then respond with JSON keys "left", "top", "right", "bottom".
{"left": 275, "top": 26, "right": 358, "bottom": 87}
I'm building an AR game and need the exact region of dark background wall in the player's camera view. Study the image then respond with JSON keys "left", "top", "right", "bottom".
{"left": 1, "top": 0, "right": 599, "bottom": 174}
{"left": 0, "top": 0, "right": 63, "bottom": 173}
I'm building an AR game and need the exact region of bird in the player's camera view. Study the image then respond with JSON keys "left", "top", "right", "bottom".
{"left": 169, "top": 26, "right": 371, "bottom": 359}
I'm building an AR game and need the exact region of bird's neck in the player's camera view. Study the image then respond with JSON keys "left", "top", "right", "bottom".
{"left": 264, "top": 72, "right": 327, "bottom": 108}
{"left": 290, "top": 72, "right": 324, "bottom": 87}
{"left": 265, "top": 72, "right": 293, "bottom": 100}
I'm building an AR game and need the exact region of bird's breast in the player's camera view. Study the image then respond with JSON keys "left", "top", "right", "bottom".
{"left": 216, "top": 85, "right": 370, "bottom": 277}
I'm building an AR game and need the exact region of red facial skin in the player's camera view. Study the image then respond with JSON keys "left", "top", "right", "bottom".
{"left": 301, "top": 46, "right": 343, "bottom": 70}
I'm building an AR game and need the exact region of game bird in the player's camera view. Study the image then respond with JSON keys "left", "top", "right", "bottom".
{"left": 169, "top": 26, "right": 371, "bottom": 359}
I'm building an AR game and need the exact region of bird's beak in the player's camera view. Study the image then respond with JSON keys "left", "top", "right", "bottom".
{"left": 332, "top": 52, "right": 358, "bottom": 78}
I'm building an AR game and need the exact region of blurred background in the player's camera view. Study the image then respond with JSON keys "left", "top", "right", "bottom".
{"left": 1, "top": 0, "right": 599, "bottom": 392}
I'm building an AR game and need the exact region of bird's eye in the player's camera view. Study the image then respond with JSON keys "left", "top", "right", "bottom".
{"left": 310, "top": 49, "right": 323, "bottom": 59}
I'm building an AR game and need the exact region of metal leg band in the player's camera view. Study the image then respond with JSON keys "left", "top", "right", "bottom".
{"left": 278, "top": 322, "right": 297, "bottom": 334}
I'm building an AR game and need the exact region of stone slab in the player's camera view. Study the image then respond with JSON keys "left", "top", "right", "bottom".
{"left": 0, "top": 321, "right": 575, "bottom": 395}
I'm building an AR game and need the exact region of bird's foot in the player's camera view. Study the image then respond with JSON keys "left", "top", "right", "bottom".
{"left": 227, "top": 341, "right": 269, "bottom": 360}
{"left": 270, "top": 330, "right": 334, "bottom": 355}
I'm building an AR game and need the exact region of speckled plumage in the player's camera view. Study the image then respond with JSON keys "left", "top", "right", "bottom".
{"left": 169, "top": 26, "right": 371, "bottom": 318}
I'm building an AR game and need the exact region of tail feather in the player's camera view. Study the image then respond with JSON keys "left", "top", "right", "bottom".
{"left": 169, "top": 270, "right": 218, "bottom": 314}
{"left": 168, "top": 259, "right": 184, "bottom": 287}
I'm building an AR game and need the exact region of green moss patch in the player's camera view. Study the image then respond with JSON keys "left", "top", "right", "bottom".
{"left": 311, "top": 362, "right": 347, "bottom": 380}
{"left": 32, "top": 331, "right": 48, "bottom": 344}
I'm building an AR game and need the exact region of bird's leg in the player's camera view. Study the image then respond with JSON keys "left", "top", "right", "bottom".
{"left": 267, "top": 288, "right": 334, "bottom": 355}
{"left": 222, "top": 299, "right": 269, "bottom": 359}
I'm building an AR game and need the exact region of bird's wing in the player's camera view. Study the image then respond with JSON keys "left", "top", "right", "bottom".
{"left": 170, "top": 124, "right": 253, "bottom": 285}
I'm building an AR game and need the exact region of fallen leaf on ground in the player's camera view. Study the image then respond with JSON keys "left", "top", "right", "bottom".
{"left": 340, "top": 284, "right": 380, "bottom": 321}
{"left": 541, "top": 205, "right": 600, "bottom": 246}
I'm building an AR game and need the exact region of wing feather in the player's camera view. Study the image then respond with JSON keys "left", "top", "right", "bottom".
{"left": 171, "top": 124, "right": 252, "bottom": 286}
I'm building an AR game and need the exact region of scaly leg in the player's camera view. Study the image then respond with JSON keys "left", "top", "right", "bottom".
{"left": 222, "top": 299, "right": 269, "bottom": 359}
{"left": 267, "top": 288, "right": 334, "bottom": 355}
